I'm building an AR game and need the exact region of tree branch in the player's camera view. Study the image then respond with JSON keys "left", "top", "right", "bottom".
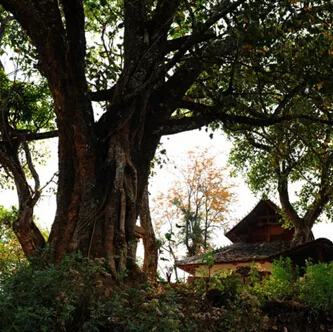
{"left": 303, "top": 153, "right": 333, "bottom": 226}
{"left": 158, "top": 115, "right": 210, "bottom": 135}
{"left": 0, "top": 0, "right": 65, "bottom": 61}
{"left": 164, "top": 31, "right": 216, "bottom": 54}
{"left": 0, "top": 130, "right": 59, "bottom": 143}
{"left": 22, "top": 139, "right": 40, "bottom": 204}
{"left": 276, "top": 168, "right": 302, "bottom": 227}
{"left": 157, "top": 99, "right": 302, "bottom": 135}
{"left": 243, "top": 132, "right": 271, "bottom": 153}
{"left": 272, "top": 82, "right": 306, "bottom": 117}
{"left": 0, "top": 0, "right": 41, "bottom": 38}
{"left": 40, "top": 171, "right": 58, "bottom": 192}
{"left": 162, "top": 37, "right": 238, "bottom": 111}
{"left": 199, "top": 0, "right": 246, "bottom": 33}
{"left": 61, "top": 0, "right": 86, "bottom": 65}
{"left": 161, "top": 0, "right": 245, "bottom": 74}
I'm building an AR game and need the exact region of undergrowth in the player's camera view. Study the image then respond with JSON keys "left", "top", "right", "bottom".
{"left": 0, "top": 254, "right": 332, "bottom": 331}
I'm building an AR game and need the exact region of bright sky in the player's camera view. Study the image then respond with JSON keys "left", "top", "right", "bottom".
{"left": 1, "top": 129, "right": 332, "bottom": 244}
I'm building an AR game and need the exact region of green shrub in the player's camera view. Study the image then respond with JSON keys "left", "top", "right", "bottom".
{"left": 299, "top": 261, "right": 333, "bottom": 313}
{"left": 0, "top": 206, "right": 26, "bottom": 278}
{"left": 190, "top": 269, "right": 241, "bottom": 306}
{"left": 244, "top": 264, "right": 265, "bottom": 304}
{"left": 244, "top": 258, "right": 333, "bottom": 315}
{"left": 0, "top": 253, "right": 107, "bottom": 332}
{"left": 232, "top": 290, "right": 264, "bottom": 331}
{"left": 98, "top": 285, "right": 182, "bottom": 331}
{"left": 0, "top": 254, "right": 185, "bottom": 332}
{"left": 209, "top": 270, "right": 241, "bottom": 305}
{"left": 182, "top": 285, "right": 263, "bottom": 332}
{"left": 183, "top": 270, "right": 263, "bottom": 331}
{"left": 262, "top": 257, "right": 298, "bottom": 300}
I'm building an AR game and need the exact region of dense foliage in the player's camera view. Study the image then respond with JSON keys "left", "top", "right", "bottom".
{"left": 1, "top": 1, "right": 333, "bottom": 330}
{"left": 299, "top": 261, "right": 333, "bottom": 313}
{"left": 0, "top": 255, "right": 261, "bottom": 332}
{"left": 0, "top": 254, "right": 332, "bottom": 331}
{"left": 226, "top": 1, "right": 333, "bottom": 243}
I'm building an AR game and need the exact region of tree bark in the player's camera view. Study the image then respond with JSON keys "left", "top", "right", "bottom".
{"left": 46, "top": 105, "right": 161, "bottom": 276}
{"left": 277, "top": 167, "right": 319, "bottom": 246}
{"left": 140, "top": 186, "right": 159, "bottom": 280}
{"left": 291, "top": 223, "right": 312, "bottom": 246}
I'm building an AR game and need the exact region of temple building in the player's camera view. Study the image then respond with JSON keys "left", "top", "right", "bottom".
{"left": 176, "top": 199, "right": 333, "bottom": 280}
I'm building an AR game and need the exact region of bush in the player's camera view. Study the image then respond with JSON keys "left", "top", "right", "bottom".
{"left": 208, "top": 270, "right": 241, "bottom": 306}
{"left": 244, "top": 264, "right": 265, "bottom": 304}
{"left": 0, "top": 253, "right": 108, "bottom": 332}
{"left": 0, "top": 254, "right": 186, "bottom": 332}
{"left": 262, "top": 257, "right": 298, "bottom": 300}
{"left": 7, "top": 255, "right": 322, "bottom": 331}
{"left": 299, "top": 261, "right": 333, "bottom": 313}
{"left": 244, "top": 257, "right": 333, "bottom": 315}
{"left": 98, "top": 285, "right": 183, "bottom": 331}
{"left": 181, "top": 285, "right": 262, "bottom": 332}
{"left": 183, "top": 270, "right": 263, "bottom": 332}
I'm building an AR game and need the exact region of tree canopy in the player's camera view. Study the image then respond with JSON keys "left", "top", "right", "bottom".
{"left": 226, "top": 2, "right": 333, "bottom": 244}
{"left": 0, "top": 0, "right": 332, "bottom": 277}
{"left": 229, "top": 111, "right": 333, "bottom": 244}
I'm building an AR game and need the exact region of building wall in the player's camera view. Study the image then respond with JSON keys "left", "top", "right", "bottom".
{"left": 194, "top": 261, "right": 272, "bottom": 277}
{"left": 238, "top": 224, "right": 294, "bottom": 243}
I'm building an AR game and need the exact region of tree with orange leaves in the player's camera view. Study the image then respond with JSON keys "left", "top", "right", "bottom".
{"left": 153, "top": 149, "right": 235, "bottom": 259}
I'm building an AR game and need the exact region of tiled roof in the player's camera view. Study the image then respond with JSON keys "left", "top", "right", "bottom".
{"left": 176, "top": 241, "right": 291, "bottom": 266}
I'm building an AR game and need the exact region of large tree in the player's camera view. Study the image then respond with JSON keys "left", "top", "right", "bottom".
{"left": 229, "top": 109, "right": 333, "bottom": 245}
{"left": 0, "top": 0, "right": 333, "bottom": 278}
{"left": 226, "top": 2, "right": 333, "bottom": 245}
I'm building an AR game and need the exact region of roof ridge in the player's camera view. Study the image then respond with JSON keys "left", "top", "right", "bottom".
{"left": 229, "top": 197, "right": 280, "bottom": 230}
{"left": 225, "top": 198, "right": 281, "bottom": 240}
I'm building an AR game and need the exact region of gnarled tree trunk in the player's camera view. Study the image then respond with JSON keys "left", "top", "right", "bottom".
{"left": 0, "top": 0, "right": 165, "bottom": 278}
{"left": 46, "top": 89, "right": 161, "bottom": 276}
{"left": 47, "top": 93, "right": 161, "bottom": 276}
